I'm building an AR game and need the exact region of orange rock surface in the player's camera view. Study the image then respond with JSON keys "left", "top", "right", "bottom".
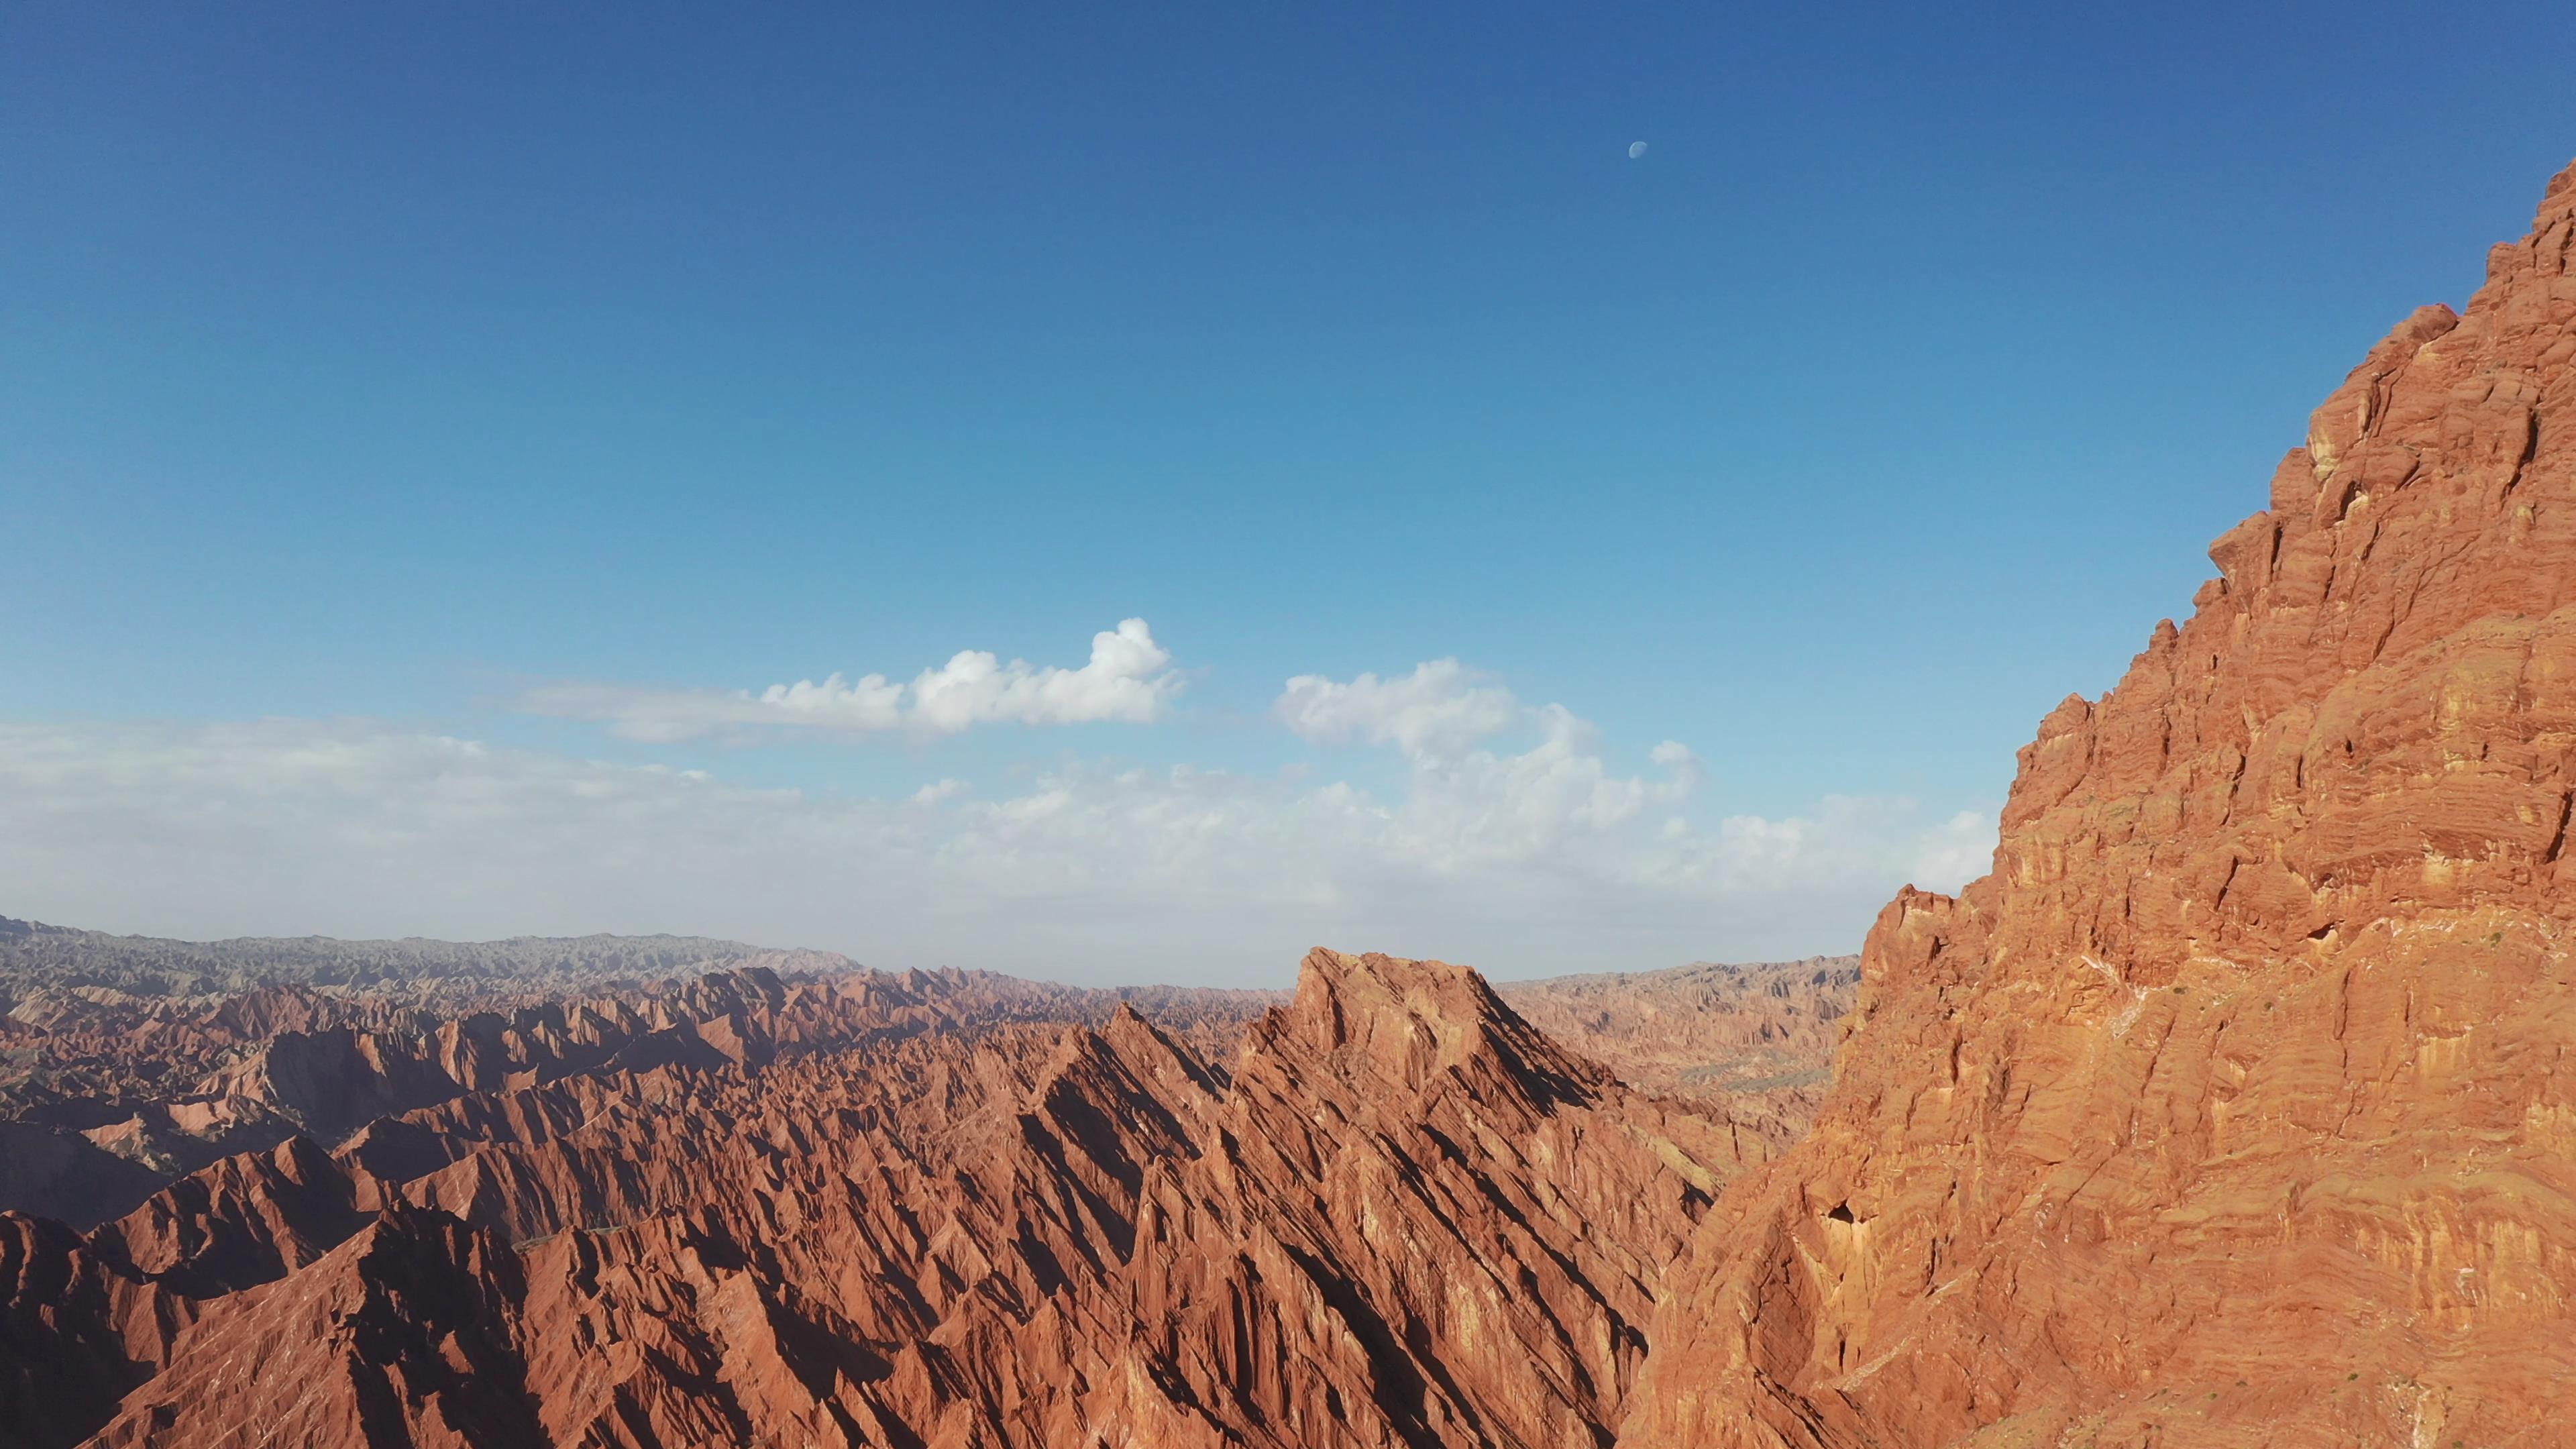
{"left": 0, "top": 947, "right": 1277, "bottom": 1232}
{"left": 3, "top": 951, "right": 1782, "bottom": 1448}
{"left": 13, "top": 151, "right": 2576, "bottom": 1449}
{"left": 1615, "top": 160, "right": 2576, "bottom": 1448}
{"left": 1499, "top": 957, "right": 1857, "bottom": 1135}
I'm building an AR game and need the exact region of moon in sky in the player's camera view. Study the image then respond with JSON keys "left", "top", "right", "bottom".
{"left": 1627, "top": 141, "right": 1648, "bottom": 159}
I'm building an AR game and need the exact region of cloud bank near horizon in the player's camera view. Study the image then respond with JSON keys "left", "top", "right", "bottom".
{"left": 517, "top": 619, "right": 1180, "bottom": 743}
{"left": 0, "top": 657, "right": 1996, "bottom": 984}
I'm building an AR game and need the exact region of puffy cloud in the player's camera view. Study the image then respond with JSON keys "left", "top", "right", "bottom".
{"left": 1271, "top": 664, "right": 1710, "bottom": 871}
{"left": 0, "top": 712, "right": 1996, "bottom": 985}
{"left": 1384, "top": 706, "right": 1680, "bottom": 869}
{"left": 1275, "top": 659, "right": 1521, "bottom": 760}
{"left": 519, "top": 619, "right": 1179, "bottom": 743}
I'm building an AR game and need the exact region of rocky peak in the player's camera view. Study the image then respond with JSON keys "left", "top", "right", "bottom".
{"left": 1266, "top": 947, "right": 1606, "bottom": 1103}
{"left": 84, "top": 1201, "right": 541, "bottom": 1449}
{"left": 1617, "top": 154, "right": 2576, "bottom": 1449}
{"left": 1968, "top": 156, "right": 2576, "bottom": 991}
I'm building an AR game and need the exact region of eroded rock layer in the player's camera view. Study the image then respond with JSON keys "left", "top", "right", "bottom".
{"left": 18, "top": 152, "right": 2576, "bottom": 1449}
{"left": 2, "top": 950, "right": 1782, "bottom": 1448}
{"left": 1615, "top": 161, "right": 2576, "bottom": 1448}
{"left": 1499, "top": 957, "right": 1857, "bottom": 1137}
{"left": 0, "top": 931, "right": 1280, "bottom": 1232}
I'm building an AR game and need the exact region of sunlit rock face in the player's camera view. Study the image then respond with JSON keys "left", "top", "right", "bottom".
{"left": 2, "top": 949, "right": 1794, "bottom": 1448}
{"left": 15, "top": 152, "right": 2576, "bottom": 1449}
{"left": 1617, "top": 160, "right": 2576, "bottom": 1449}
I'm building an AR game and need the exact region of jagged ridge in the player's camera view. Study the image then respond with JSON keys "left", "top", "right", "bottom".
{"left": 3, "top": 948, "right": 1786, "bottom": 1448}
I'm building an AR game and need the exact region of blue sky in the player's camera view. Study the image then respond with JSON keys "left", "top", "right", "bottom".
{"left": 5, "top": 3, "right": 2574, "bottom": 983}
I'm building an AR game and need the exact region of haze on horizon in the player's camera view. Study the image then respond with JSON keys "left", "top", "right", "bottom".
{"left": 7, "top": 3, "right": 2575, "bottom": 985}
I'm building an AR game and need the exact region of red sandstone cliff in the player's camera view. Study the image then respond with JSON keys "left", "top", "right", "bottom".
{"left": 1615, "top": 160, "right": 2576, "bottom": 1448}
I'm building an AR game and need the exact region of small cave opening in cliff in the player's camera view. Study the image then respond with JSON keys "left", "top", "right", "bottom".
{"left": 1825, "top": 1202, "right": 1858, "bottom": 1224}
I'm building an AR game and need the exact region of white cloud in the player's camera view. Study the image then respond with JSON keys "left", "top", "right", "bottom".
{"left": 0, "top": 711, "right": 1996, "bottom": 985}
{"left": 908, "top": 778, "right": 969, "bottom": 806}
{"left": 517, "top": 619, "right": 1179, "bottom": 743}
{"left": 1271, "top": 664, "right": 1716, "bottom": 871}
{"left": 1275, "top": 659, "right": 1521, "bottom": 760}
{"left": 1382, "top": 705, "right": 1679, "bottom": 868}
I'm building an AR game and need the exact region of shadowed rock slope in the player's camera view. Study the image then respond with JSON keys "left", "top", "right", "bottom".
{"left": 1615, "top": 158, "right": 2576, "bottom": 1448}
{"left": 0, "top": 933, "right": 1279, "bottom": 1232}
{"left": 1, "top": 949, "right": 1784, "bottom": 1448}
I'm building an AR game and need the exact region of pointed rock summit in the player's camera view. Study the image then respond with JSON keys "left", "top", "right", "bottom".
{"left": 1270, "top": 947, "right": 1609, "bottom": 1099}
{"left": 1615, "top": 156, "right": 2576, "bottom": 1449}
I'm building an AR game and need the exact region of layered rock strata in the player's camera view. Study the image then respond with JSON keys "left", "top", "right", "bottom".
{"left": 1615, "top": 159, "right": 2576, "bottom": 1448}
{"left": 1, "top": 946, "right": 1279, "bottom": 1230}
{"left": 3, "top": 951, "right": 1780, "bottom": 1448}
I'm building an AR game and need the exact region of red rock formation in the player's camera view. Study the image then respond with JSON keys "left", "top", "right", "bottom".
{"left": 1616, "top": 160, "right": 2576, "bottom": 1448}
{"left": 0, "top": 948, "right": 1778, "bottom": 1448}
{"left": 96, "top": 1136, "right": 383, "bottom": 1298}
{"left": 29, "top": 158, "right": 2576, "bottom": 1445}
{"left": 87, "top": 1203, "right": 545, "bottom": 1449}
{"left": 1, "top": 958, "right": 1283, "bottom": 1232}
{"left": 0, "top": 1213, "right": 184, "bottom": 1449}
{"left": 1499, "top": 957, "right": 1857, "bottom": 1134}
{"left": 1050, "top": 949, "right": 1772, "bottom": 1448}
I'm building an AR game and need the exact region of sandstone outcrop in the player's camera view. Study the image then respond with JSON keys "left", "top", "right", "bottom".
{"left": 0, "top": 948, "right": 1778, "bottom": 1448}
{"left": 1615, "top": 160, "right": 2576, "bottom": 1448}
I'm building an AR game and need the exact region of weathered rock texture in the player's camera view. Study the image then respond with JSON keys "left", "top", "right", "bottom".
{"left": 0, "top": 950, "right": 1784, "bottom": 1448}
{"left": 1499, "top": 957, "right": 1858, "bottom": 1136}
{"left": 19, "top": 155, "right": 2576, "bottom": 1449}
{"left": 0, "top": 926, "right": 1281, "bottom": 1231}
{"left": 1615, "top": 160, "right": 2576, "bottom": 1447}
